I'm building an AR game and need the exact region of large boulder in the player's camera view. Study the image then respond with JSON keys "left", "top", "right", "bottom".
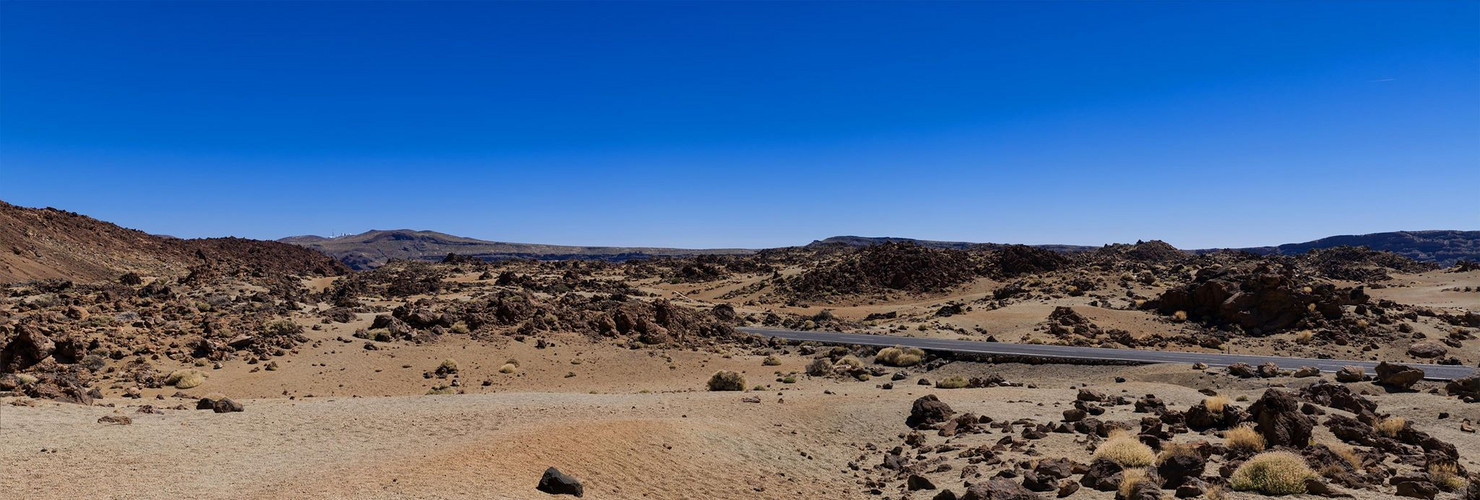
{"left": 1335, "top": 365, "right": 1366, "bottom": 383}
{"left": 537, "top": 467, "right": 584, "bottom": 497}
{"left": 1156, "top": 451, "right": 1206, "bottom": 488}
{"left": 1374, "top": 361, "right": 1424, "bottom": 389}
{"left": 0, "top": 326, "right": 55, "bottom": 372}
{"left": 908, "top": 394, "right": 955, "bottom": 428}
{"left": 1407, "top": 341, "right": 1448, "bottom": 359}
{"left": 1247, "top": 389, "right": 1313, "bottom": 448}
{"left": 1446, "top": 376, "right": 1480, "bottom": 402}
{"left": 962, "top": 479, "right": 1042, "bottom": 500}
{"left": 1080, "top": 458, "right": 1125, "bottom": 491}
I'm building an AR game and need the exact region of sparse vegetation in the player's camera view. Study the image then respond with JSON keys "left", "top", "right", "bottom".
{"left": 806, "top": 358, "right": 833, "bottom": 376}
{"left": 1225, "top": 424, "right": 1266, "bottom": 452}
{"left": 934, "top": 375, "right": 969, "bottom": 389}
{"left": 1375, "top": 417, "right": 1406, "bottom": 437}
{"left": 1229, "top": 451, "right": 1315, "bottom": 495}
{"left": 1204, "top": 395, "right": 1231, "bottom": 414}
{"left": 874, "top": 346, "right": 925, "bottom": 367}
{"left": 165, "top": 369, "right": 206, "bottom": 389}
{"left": 762, "top": 355, "right": 782, "bottom": 366}
{"left": 1118, "top": 468, "right": 1152, "bottom": 498}
{"left": 1093, "top": 429, "right": 1156, "bottom": 467}
{"left": 1428, "top": 462, "right": 1465, "bottom": 491}
{"left": 707, "top": 370, "right": 746, "bottom": 391}
{"left": 498, "top": 363, "right": 517, "bottom": 374}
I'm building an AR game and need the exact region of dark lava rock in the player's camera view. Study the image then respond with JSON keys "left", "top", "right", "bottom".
{"left": 908, "top": 394, "right": 955, "bottom": 428}
{"left": 962, "top": 478, "right": 1043, "bottom": 500}
{"left": 1445, "top": 375, "right": 1480, "bottom": 401}
{"left": 1227, "top": 363, "right": 1258, "bottom": 378}
{"left": 196, "top": 397, "right": 244, "bottom": 413}
{"left": 537, "top": 467, "right": 584, "bottom": 497}
{"left": 1080, "top": 458, "right": 1124, "bottom": 491}
{"left": 1336, "top": 365, "right": 1366, "bottom": 383}
{"left": 1375, "top": 361, "right": 1425, "bottom": 389}
{"left": 909, "top": 474, "right": 938, "bottom": 491}
{"left": 0, "top": 326, "right": 55, "bottom": 372}
{"left": 1247, "top": 389, "right": 1314, "bottom": 448}
{"left": 1156, "top": 451, "right": 1206, "bottom": 488}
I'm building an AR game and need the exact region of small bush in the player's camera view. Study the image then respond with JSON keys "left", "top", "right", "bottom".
{"left": 450, "top": 321, "right": 469, "bottom": 334}
{"left": 805, "top": 358, "right": 833, "bottom": 376}
{"left": 835, "top": 355, "right": 864, "bottom": 370}
{"left": 263, "top": 319, "right": 303, "bottom": 336}
{"left": 426, "top": 385, "right": 454, "bottom": 395}
{"left": 707, "top": 370, "right": 746, "bottom": 391}
{"left": 1429, "top": 462, "right": 1465, "bottom": 491}
{"left": 762, "top": 356, "right": 782, "bottom": 366}
{"left": 1295, "top": 330, "right": 1313, "bottom": 344}
{"left": 1093, "top": 429, "right": 1156, "bottom": 467}
{"left": 1157, "top": 443, "right": 1201, "bottom": 465}
{"left": 781, "top": 374, "right": 797, "bottom": 384}
{"left": 1173, "top": 310, "right": 1188, "bottom": 322}
{"left": 874, "top": 346, "right": 925, "bottom": 367}
{"left": 1204, "top": 395, "right": 1231, "bottom": 414}
{"left": 166, "top": 369, "right": 206, "bottom": 389}
{"left": 935, "top": 375, "right": 970, "bottom": 389}
{"left": 436, "top": 359, "right": 459, "bottom": 375}
{"left": 1229, "top": 451, "right": 1315, "bottom": 495}
{"left": 1225, "top": 425, "right": 1266, "bottom": 452}
{"left": 1119, "top": 468, "right": 1152, "bottom": 499}
{"left": 1375, "top": 417, "right": 1406, "bottom": 437}
{"left": 498, "top": 363, "right": 517, "bottom": 374}
{"left": 1328, "top": 442, "right": 1362, "bottom": 469}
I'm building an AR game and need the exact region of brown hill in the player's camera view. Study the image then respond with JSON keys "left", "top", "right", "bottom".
{"left": 280, "top": 229, "right": 755, "bottom": 269}
{"left": 0, "top": 201, "right": 347, "bottom": 283}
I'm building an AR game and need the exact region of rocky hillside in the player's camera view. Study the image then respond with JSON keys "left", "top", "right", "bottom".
{"left": 280, "top": 229, "right": 755, "bottom": 269}
{"left": 0, "top": 201, "right": 347, "bottom": 283}
{"left": 1226, "top": 230, "right": 1480, "bottom": 266}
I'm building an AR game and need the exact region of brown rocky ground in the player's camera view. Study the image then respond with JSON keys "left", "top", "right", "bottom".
{"left": 2, "top": 207, "right": 1478, "bottom": 499}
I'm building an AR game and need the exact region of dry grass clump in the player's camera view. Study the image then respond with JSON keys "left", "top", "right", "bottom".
{"left": 1375, "top": 417, "right": 1406, "bottom": 437}
{"left": 1172, "top": 310, "right": 1188, "bottom": 322}
{"left": 762, "top": 355, "right": 782, "bottom": 366}
{"left": 1229, "top": 451, "right": 1315, "bottom": 495}
{"left": 166, "top": 369, "right": 206, "bottom": 389}
{"left": 1225, "top": 424, "right": 1267, "bottom": 452}
{"left": 1118, "top": 468, "right": 1153, "bottom": 498}
{"left": 835, "top": 355, "right": 864, "bottom": 370}
{"left": 806, "top": 358, "right": 833, "bottom": 376}
{"left": 707, "top": 370, "right": 746, "bottom": 391}
{"left": 1204, "top": 395, "right": 1232, "bottom": 414}
{"left": 1428, "top": 462, "right": 1466, "bottom": 491}
{"left": 498, "top": 363, "right": 517, "bottom": 374}
{"left": 1094, "top": 429, "right": 1156, "bottom": 467}
{"left": 1157, "top": 442, "right": 1201, "bottom": 465}
{"left": 935, "top": 375, "right": 970, "bottom": 389}
{"left": 1295, "top": 330, "right": 1314, "bottom": 344}
{"left": 874, "top": 346, "right": 925, "bottom": 367}
{"left": 1327, "top": 442, "right": 1363, "bottom": 469}
{"left": 437, "top": 359, "right": 459, "bottom": 374}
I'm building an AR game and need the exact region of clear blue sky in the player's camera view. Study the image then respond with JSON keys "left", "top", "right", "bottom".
{"left": 2, "top": 1, "right": 1476, "bottom": 249}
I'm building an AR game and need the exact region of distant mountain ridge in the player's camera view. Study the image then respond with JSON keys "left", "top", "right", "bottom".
{"left": 279, "top": 229, "right": 756, "bottom": 269}
{"left": 287, "top": 230, "right": 1480, "bottom": 270}
{"left": 1213, "top": 230, "right": 1480, "bottom": 266}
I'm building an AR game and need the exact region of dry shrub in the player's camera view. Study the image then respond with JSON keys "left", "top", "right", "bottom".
{"left": 1204, "top": 395, "right": 1232, "bottom": 414}
{"left": 1157, "top": 442, "right": 1201, "bottom": 465}
{"left": 1225, "top": 424, "right": 1267, "bottom": 452}
{"left": 437, "top": 359, "right": 459, "bottom": 374}
{"left": 835, "top": 355, "right": 864, "bottom": 370}
{"left": 1230, "top": 451, "right": 1315, "bottom": 495}
{"left": 874, "top": 346, "right": 925, "bottom": 367}
{"left": 1375, "top": 417, "right": 1406, "bottom": 437}
{"left": 1118, "top": 468, "right": 1152, "bottom": 498}
{"left": 806, "top": 358, "right": 833, "bottom": 376}
{"left": 1295, "top": 330, "right": 1313, "bottom": 344}
{"left": 935, "top": 375, "right": 970, "bottom": 389}
{"left": 498, "top": 363, "right": 517, "bottom": 374}
{"left": 762, "top": 355, "right": 782, "bottom": 366}
{"left": 707, "top": 370, "right": 746, "bottom": 391}
{"left": 166, "top": 369, "right": 205, "bottom": 389}
{"left": 1173, "top": 310, "right": 1188, "bottom": 322}
{"left": 1429, "top": 462, "right": 1466, "bottom": 491}
{"left": 1094, "top": 429, "right": 1156, "bottom": 467}
{"left": 1327, "top": 442, "right": 1363, "bottom": 469}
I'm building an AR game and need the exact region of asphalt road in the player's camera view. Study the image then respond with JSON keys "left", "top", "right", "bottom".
{"left": 738, "top": 327, "right": 1477, "bottom": 381}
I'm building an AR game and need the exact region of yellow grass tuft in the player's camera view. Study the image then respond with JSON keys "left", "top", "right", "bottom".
{"left": 1204, "top": 395, "right": 1231, "bottom": 414}
{"left": 1173, "top": 310, "right": 1188, "bottom": 322}
{"left": 1157, "top": 442, "right": 1201, "bottom": 465}
{"left": 166, "top": 369, "right": 206, "bottom": 389}
{"left": 1375, "top": 417, "right": 1406, "bottom": 437}
{"left": 1428, "top": 462, "right": 1465, "bottom": 491}
{"left": 762, "top": 355, "right": 782, "bottom": 366}
{"left": 874, "top": 346, "right": 925, "bottom": 367}
{"left": 1094, "top": 430, "right": 1156, "bottom": 467}
{"left": 706, "top": 370, "right": 746, "bottom": 391}
{"left": 1230, "top": 451, "right": 1315, "bottom": 495}
{"left": 1225, "top": 424, "right": 1266, "bottom": 452}
{"left": 498, "top": 363, "right": 517, "bottom": 374}
{"left": 1118, "top": 468, "right": 1152, "bottom": 498}
{"left": 935, "top": 375, "right": 970, "bottom": 389}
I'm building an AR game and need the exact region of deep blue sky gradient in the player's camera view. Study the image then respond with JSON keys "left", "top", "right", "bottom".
{"left": 2, "top": 1, "right": 1476, "bottom": 248}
